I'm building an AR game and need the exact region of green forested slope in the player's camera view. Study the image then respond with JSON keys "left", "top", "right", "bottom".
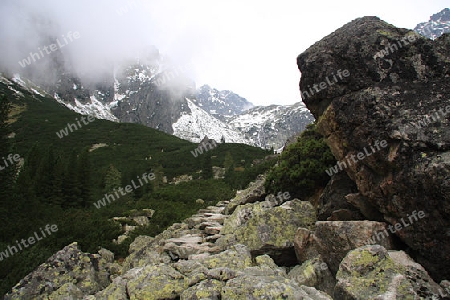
{"left": 0, "top": 79, "right": 276, "bottom": 295}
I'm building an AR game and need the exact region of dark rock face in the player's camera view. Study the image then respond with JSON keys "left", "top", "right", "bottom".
{"left": 298, "top": 16, "right": 450, "bottom": 280}
{"left": 316, "top": 171, "right": 364, "bottom": 221}
{"left": 113, "top": 84, "right": 194, "bottom": 134}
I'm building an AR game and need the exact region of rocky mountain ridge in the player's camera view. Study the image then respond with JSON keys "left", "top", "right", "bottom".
{"left": 4, "top": 46, "right": 313, "bottom": 149}
{"left": 414, "top": 8, "right": 450, "bottom": 40}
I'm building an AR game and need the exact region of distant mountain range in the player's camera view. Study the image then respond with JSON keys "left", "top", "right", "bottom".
{"left": 1, "top": 43, "right": 313, "bottom": 150}
{"left": 414, "top": 8, "right": 450, "bottom": 39}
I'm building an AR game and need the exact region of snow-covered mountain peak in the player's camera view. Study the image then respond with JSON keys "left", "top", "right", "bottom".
{"left": 172, "top": 98, "right": 251, "bottom": 144}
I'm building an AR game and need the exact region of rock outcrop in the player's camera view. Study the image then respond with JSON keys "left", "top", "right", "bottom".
{"left": 298, "top": 16, "right": 450, "bottom": 281}
{"left": 4, "top": 243, "right": 119, "bottom": 299}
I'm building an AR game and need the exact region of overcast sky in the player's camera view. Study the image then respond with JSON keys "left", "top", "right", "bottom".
{"left": 0, "top": 1, "right": 448, "bottom": 106}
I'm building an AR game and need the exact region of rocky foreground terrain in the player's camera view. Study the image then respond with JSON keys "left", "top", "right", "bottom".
{"left": 5, "top": 16, "right": 450, "bottom": 299}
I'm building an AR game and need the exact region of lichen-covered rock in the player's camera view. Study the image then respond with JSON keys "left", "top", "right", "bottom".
{"left": 388, "top": 250, "right": 444, "bottom": 299}
{"left": 253, "top": 254, "right": 287, "bottom": 277}
{"left": 121, "top": 235, "right": 171, "bottom": 273}
{"left": 197, "top": 244, "right": 253, "bottom": 271}
{"left": 298, "top": 16, "right": 450, "bottom": 280}
{"left": 93, "top": 276, "right": 128, "bottom": 300}
{"left": 242, "top": 257, "right": 287, "bottom": 278}
{"left": 218, "top": 199, "right": 316, "bottom": 266}
{"left": 180, "top": 279, "right": 224, "bottom": 300}
{"left": 221, "top": 275, "right": 332, "bottom": 299}
{"left": 47, "top": 283, "right": 84, "bottom": 300}
{"left": 209, "top": 268, "right": 243, "bottom": 284}
{"left": 313, "top": 221, "right": 397, "bottom": 274}
{"left": 4, "top": 242, "right": 113, "bottom": 299}
{"left": 294, "top": 221, "right": 397, "bottom": 276}
{"left": 126, "top": 264, "right": 188, "bottom": 299}
{"left": 334, "top": 245, "right": 443, "bottom": 299}
{"left": 224, "top": 174, "right": 266, "bottom": 215}
{"left": 288, "top": 257, "right": 335, "bottom": 296}
{"left": 173, "top": 260, "right": 209, "bottom": 286}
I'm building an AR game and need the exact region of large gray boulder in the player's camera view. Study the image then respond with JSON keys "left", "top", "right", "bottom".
{"left": 298, "top": 15, "right": 450, "bottom": 280}
{"left": 294, "top": 221, "right": 397, "bottom": 275}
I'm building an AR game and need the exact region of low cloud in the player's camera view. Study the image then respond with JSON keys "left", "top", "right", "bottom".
{"left": 0, "top": 0, "right": 208, "bottom": 86}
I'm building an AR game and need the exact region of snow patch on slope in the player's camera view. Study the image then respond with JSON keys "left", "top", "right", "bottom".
{"left": 11, "top": 74, "right": 48, "bottom": 98}
{"left": 54, "top": 94, "right": 118, "bottom": 122}
{"left": 173, "top": 98, "right": 253, "bottom": 145}
{"left": 230, "top": 103, "right": 310, "bottom": 130}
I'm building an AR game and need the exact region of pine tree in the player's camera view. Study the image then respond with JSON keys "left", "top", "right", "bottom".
{"left": 202, "top": 154, "right": 213, "bottom": 179}
{"left": 34, "top": 146, "right": 58, "bottom": 204}
{"left": 152, "top": 165, "right": 164, "bottom": 189}
{"left": 104, "top": 164, "right": 122, "bottom": 192}
{"left": 14, "top": 143, "right": 42, "bottom": 212}
{"left": 0, "top": 95, "right": 17, "bottom": 212}
{"left": 224, "top": 151, "right": 234, "bottom": 172}
{"left": 50, "top": 152, "right": 65, "bottom": 207}
{"left": 77, "top": 149, "right": 91, "bottom": 208}
{"left": 62, "top": 151, "right": 81, "bottom": 209}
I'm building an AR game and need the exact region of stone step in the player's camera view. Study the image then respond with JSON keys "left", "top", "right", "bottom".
{"left": 197, "top": 221, "right": 222, "bottom": 230}
{"left": 204, "top": 226, "right": 222, "bottom": 235}
{"left": 205, "top": 234, "right": 222, "bottom": 243}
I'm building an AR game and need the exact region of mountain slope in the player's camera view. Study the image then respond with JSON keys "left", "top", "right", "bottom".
{"left": 7, "top": 36, "right": 314, "bottom": 149}
{"left": 0, "top": 73, "right": 276, "bottom": 296}
{"left": 414, "top": 8, "right": 450, "bottom": 39}
{"left": 173, "top": 98, "right": 251, "bottom": 144}
{"left": 230, "top": 102, "right": 314, "bottom": 150}
{"left": 194, "top": 84, "right": 254, "bottom": 121}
